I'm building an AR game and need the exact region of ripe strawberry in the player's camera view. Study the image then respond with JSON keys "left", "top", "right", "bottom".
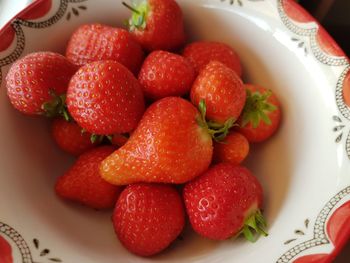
{"left": 51, "top": 118, "right": 99, "bottom": 156}
{"left": 183, "top": 163, "right": 267, "bottom": 241}
{"left": 110, "top": 133, "right": 128, "bottom": 147}
{"left": 100, "top": 97, "right": 213, "bottom": 185}
{"left": 66, "top": 24, "right": 144, "bottom": 75}
{"left": 183, "top": 41, "right": 242, "bottom": 76}
{"left": 138, "top": 50, "right": 195, "bottom": 100}
{"left": 213, "top": 132, "right": 249, "bottom": 165}
{"left": 66, "top": 60, "right": 145, "bottom": 135}
{"left": 190, "top": 61, "right": 246, "bottom": 125}
{"left": 237, "top": 84, "right": 281, "bottom": 142}
{"left": 113, "top": 183, "right": 185, "bottom": 256}
{"left": 55, "top": 146, "right": 122, "bottom": 209}
{"left": 123, "top": 0, "right": 185, "bottom": 51}
{"left": 6, "top": 52, "right": 77, "bottom": 115}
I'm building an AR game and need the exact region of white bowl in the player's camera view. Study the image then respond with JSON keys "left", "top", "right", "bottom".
{"left": 0, "top": 0, "right": 350, "bottom": 262}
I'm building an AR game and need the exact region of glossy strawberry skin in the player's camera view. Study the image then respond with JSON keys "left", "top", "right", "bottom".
{"left": 6, "top": 52, "right": 77, "bottom": 115}
{"left": 191, "top": 61, "right": 246, "bottom": 124}
{"left": 138, "top": 50, "right": 196, "bottom": 100}
{"left": 238, "top": 84, "right": 281, "bottom": 143}
{"left": 66, "top": 24, "right": 144, "bottom": 75}
{"left": 128, "top": 0, "right": 185, "bottom": 51}
{"left": 100, "top": 97, "right": 213, "bottom": 185}
{"left": 66, "top": 60, "right": 145, "bottom": 135}
{"left": 183, "top": 163, "right": 263, "bottom": 240}
{"left": 55, "top": 146, "right": 122, "bottom": 209}
{"left": 213, "top": 132, "right": 249, "bottom": 165}
{"left": 51, "top": 118, "right": 98, "bottom": 156}
{"left": 113, "top": 183, "right": 185, "bottom": 256}
{"left": 183, "top": 41, "right": 242, "bottom": 76}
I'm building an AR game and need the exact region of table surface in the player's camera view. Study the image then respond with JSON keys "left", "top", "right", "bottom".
{"left": 0, "top": 0, "right": 349, "bottom": 262}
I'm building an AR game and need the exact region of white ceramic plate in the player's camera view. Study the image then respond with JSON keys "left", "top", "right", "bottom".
{"left": 0, "top": 0, "right": 350, "bottom": 262}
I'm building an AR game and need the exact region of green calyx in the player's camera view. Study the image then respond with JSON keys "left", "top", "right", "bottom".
{"left": 196, "top": 99, "right": 235, "bottom": 142}
{"left": 241, "top": 89, "right": 277, "bottom": 128}
{"left": 41, "top": 90, "right": 71, "bottom": 121}
{"left": 240, "top": 210, "right": 268, "bottom": 242}
{"left": 122, "top": 1, "right": 149, "bottom": 31}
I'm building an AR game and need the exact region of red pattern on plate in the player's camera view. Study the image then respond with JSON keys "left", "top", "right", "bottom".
{"left": 343, "top": 71, "right": 350, "bottom": 108}
{"left": 19, "top": 0, "right": 52, "bottom": 20}
{"left": 293, "top": 254, "right": 329, "bottom": 263}
{"left": 282, "top": 0, "right": 345, "bottom": 57}
{"left": 0, "top": 0, "right": 51, "bottom": 52}
{"left": 0, "top": 27, "right": 15, "bottom": 52}
{"left": 0, "top": 235, "right": 13, "bottom": 263}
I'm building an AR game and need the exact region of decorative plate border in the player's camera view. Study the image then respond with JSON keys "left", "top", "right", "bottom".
{"left": 0, "top": 0, "right": 349, "bottom": 263}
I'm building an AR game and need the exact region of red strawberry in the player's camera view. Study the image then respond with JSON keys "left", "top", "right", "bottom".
{"left": 183, "top": 41, "right": 242, "bottom": 76}
{"left": 110, "top": 134, "right": 128, "bottom": 148}
{"left": 237, "top": 84, "right": 281, "bottom": 142}
{"left": 123, "top": 0, "right": 185, "bottom": 51}
{"left": 183, "top": 163, "right": 267, "bottom": 241}
{"left": 100, "top": 97, "right": 213, "bottom": 185}
{"left": 66, "top": 24, "right": 144, "bottom": 75}
{"left": 213, "top": 132, "right": 249, "bottom": 165}
{"left": 190, "top": 61, "right": 246, "bottom": 125}
{"left": 138, "top": 50, "right": 196, "bottom": 100}
{"left": 113, "top": 183, "right": 185, "bottom": 256}
{"left": 6, "top": 52, "right": 77, "bottom": 115}
{"left": 0, "top": 235, "right": 13, "bottom": 263}
{"left": 51, "top": 118, "right": 99, "bottom": 156}
{"left": 66, "top": 60, "right": 145, "bottom": 135}
{"left": 55, "top": 146, "right": 122, "bottom": 209}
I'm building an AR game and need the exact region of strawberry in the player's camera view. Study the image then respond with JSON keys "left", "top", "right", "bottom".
{"left": 138, "top": 50, "right": 196, "bottom": 100}
{"left": 183, "top": 163, "right": 267, "bottom": 241}
{"left": 66, "top": 60, "right": 145, "bottom": 135}
{"left": 190, "top": 61, "right": 246, "bottom": 125}
{"left": 110, "top": 133, "right": 128, "bottom": 148}
{"left": 100, "top": 97, "right": 213, "bottom": 185}
{"left": 183, "top": 41, "right": 242, "bottom": 76}
{"left": 51, "top": 118, "right": 99, "bottom": 156}
{"left": 213, "top": 132, "right": 249, "bottom": 165}
{"left": 6, "top": 52, "right": 77, "bottom": 116}
{"left": 65, "top": 24, "right": 144, "bottom": 75}
{"left": 123, "top": 0, "right": 185, "bottom": 51}
{"left": 55, "top": 146, "right": 122, "bottom": 209}
{"left": 237, "top": 84, "right": 281, "bottom": 142}
{"left": 113, "top": 183, "right": 185, "bottom": 256}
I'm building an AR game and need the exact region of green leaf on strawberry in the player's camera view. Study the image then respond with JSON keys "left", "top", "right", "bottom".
{"left": 123, "top": 1, "right": 149, "bottom": 31}
{"left": 241, "top": 210, "right": 268, "bottom": 242}
{"left": 42, "top": 90, "right": 71, "bottom": 121}
{"left": 196, "top": 99, "right": 236, "bottom": 142}
{"left": 241, "top": 89, "right": 277, "bottom": 128}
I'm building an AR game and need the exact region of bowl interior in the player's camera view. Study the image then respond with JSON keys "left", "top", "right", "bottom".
{"left": 0, "top": 0, "right": 345, "bottom": 262}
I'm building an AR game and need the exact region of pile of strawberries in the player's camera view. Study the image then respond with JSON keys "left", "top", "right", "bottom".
{"left": 5, "top": 0, "right": 281, "bottom": 257}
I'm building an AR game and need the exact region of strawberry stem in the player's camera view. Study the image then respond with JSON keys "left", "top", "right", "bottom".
{"left": 123, "top": 0, "right": 148, "bottom": 30}
{"left": 241, "top": 89, "right": 277, "bottom": 128}
{"left": 196, "top": 99, "right": 236, "bottom": 141}
{"left": 240, "top": 210, "right": 268, "bottom": 242}
{"left": 42, "top": 90, "right": 72, "bottom": 121}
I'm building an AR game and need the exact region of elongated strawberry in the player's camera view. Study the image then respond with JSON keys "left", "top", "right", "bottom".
{"left": 113, "top": 183, "right": 185, "bottom": 256}
{"left": 100, "top": 97, "right": 213, "bottom": 185}
{"left": 183, "top": 41, "right": 242, "bottom": 76}
{"left": 191, "top": 60, "right": 245, "bottom": 125}
{"left": 213, "top": 132, "right": 249, "bottom": 165}
{"left": 6, "top": 52, "right": 77, "bottom": 116}
{"left": 183, "top": 163, "right": 267, "bottom": 241}
{"left": 237, "top": 84, "right": 281, "bottom": 142}
{"left": 66, "top": 24, "right": 144, "bottom": 75}
{"left": 51, "top": 118, "right": 99, "bottom": 156}
{"left": 123, "top": 0, "right": 185, "bottom": 51}
{"left": 138, "top": 50, "right": 196, "bottom": 99}
{"left": 66, "top": 60, "right": 145, "bottom": 135}
{"left": 55, "top": 146, "right": 122, "bottom": 209}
